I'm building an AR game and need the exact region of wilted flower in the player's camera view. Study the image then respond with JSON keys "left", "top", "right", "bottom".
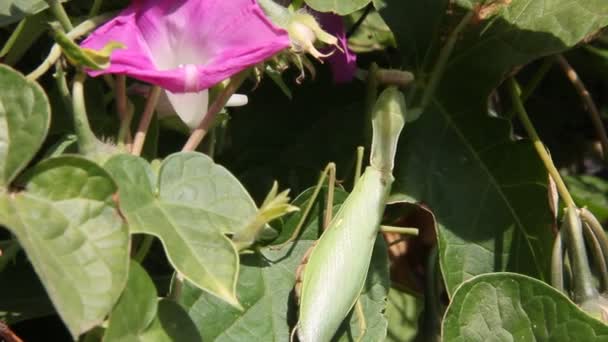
{"left": 81, "top": 0, "right": 290, "bottom": 128}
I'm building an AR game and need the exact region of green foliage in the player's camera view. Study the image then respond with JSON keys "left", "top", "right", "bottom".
{"left": 383, "top": 0, "right": 608, "bottom": 294}
{"left": 176, "top": 185, "right": 390, "bottom": 341}
{"left": 0, "top": 0, "right": 67, "bottom": 27}
{"left": 104, "top": 261, "right": 201, "bottom": 341}
{"left": 104, "top": 152, "right": 259, "bottom": 308}
{"left": 0, "top": 156, "right": 129, "bottom": 338}
{"left": 443, "top": 273, "right": 608, "bottom": 340}
{"left": 0, "top": 65, "right": 49, "bottom": 188}
{"left": 3, "top": 0, "right": 608, "bottom": 340}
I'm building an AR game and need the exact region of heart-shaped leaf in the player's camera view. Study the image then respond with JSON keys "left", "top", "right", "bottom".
{"left": 104, "top": 261, "right": 201, "bottom": 342}
{"left": 104, "top": 152, "right": 259, "bottom": 308}
{"left": 0, "top": 156, "right": 129, "bottom": 338}
{"left": 0, "top": 65, "right": 50, "bottom": 188}
{"left": 443, "top": 273, "right": 608, "bottom": 340}
{"left": 382, "top": 0, "right": 608, "bottom": 294}
{"left": 177, "top": 186, "right": 390, "bottom": 341}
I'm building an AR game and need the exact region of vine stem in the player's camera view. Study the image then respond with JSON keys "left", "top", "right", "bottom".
{"left": 131, "top": 86, "right": 161, "bottom": 156}
{"left": 45, "top": 0, "right": 73, "bottom": 31}
{"left": 556, "top": 55, "right": 608, "bottom": 162}
{"left": 26, "top": 12, "right": 115, "bottom": 81}
{"left": 508, "top": 78, "right": 576, "bottom": 208}
{"left": 72, "top": 72, "right": 101, "bottom": 155}
{"left": 418, "top": 11, "right": 474, "bottom": 112}
{"left": 115, "top": 75, "right": 133, "bottom": 150}
{"left": 182, "top": 72, "right": 248, "bottom": 152}
{"left": 88, "top": 0, "right": 103, "bottom": 17}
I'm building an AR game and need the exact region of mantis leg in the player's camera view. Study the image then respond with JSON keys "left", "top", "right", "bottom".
{"left": 354, "top": 299, "right": 367, "bottom": 342}
{"left": 273, "top": 162, "right": 336, "bottom": 249}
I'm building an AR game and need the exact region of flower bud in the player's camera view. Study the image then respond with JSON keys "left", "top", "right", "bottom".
{"left": 287, "top": 13, "right": 340, "bottom": 61}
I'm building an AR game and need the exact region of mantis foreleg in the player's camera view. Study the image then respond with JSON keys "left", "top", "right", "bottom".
{"left": 273, "top": 162, "right": 336, "bottom": 250}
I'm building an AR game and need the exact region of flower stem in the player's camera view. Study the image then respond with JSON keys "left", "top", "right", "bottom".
{"left": 26, "top": 12, "right": 115, "bottom": 81}
{"left": 557, "top": 55, "right": 608, "bottom": 162}
{"left": 88, "top": 0, "right": 103, "bottom": 17}
{"left": 508, "top": 78, "right": 576, "bottom": 208}
{"left": 115, "top": 75, "right": 133, "bottom": 150}
{"left": 72, "top": 72, "right": 101, "bottom": 155}
{"left": 45, "top": 0, "right": 73, "bottom": 31}
{"left": 131, "top": 86, "right": 161, "bottom": 156}
{"left": 182, "top": 72, "right": 248, "bottom": 152}
{"left": 504, "top": 57, "right": 554, "bottom": 119}
{"left": 418, "top": 11, "right": 474, "bottom": 112}
{"left": 54, "top": 61, "right": 72, "bottom": 113}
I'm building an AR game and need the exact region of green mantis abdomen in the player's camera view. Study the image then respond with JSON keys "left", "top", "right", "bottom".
{"left": 297, "top": 167, "right": 392, "bottom": 342}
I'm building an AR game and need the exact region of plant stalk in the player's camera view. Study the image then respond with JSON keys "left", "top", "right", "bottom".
{"left": 72, "top": 72, "right": 101, "bottom": 155}
{"left": 182, "top": 72, "right": 248, "bottom": 152}
{"left": 508, "top": 78, "right": 576, "bottom": 208}
{"left": 557, "top": 55, "right": 608, "bottom": 162}
{"left": 131, "top": 86, "right": 161, "bottom": 156}
{"left": 45, "top": 0, "right": 74, "bottom": 31}
{"left": 418, "top": 11, "right": 474, "bottom": 112}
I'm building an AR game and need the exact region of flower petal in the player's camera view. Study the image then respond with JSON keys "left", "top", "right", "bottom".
{"left": 318, "top": 13, "right": 357, "bottom": 83}
{"left": 81, "top": 0, "right": 291, "bottom": 93}
{"left": 165, "top": 90, "right": 209, "bottom": 129}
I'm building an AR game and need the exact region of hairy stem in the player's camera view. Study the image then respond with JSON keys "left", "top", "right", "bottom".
{"left": 72, "top": 72, "right": 101, "bottom": 155}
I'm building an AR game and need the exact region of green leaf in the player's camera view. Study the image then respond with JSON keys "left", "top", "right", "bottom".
{"left": 385, "top": 288, "right": 422, "bottom": 342}
{"left": 177, "top": 186, "right": 389, "bottom": 341}
{"left": 347, "top": 10, "right": 396, "bottom": 53}
{"left": 304, "top": 0, "right": 371, "bottom": 15}
{"left": 0, "top": 65, "right": 50, "bottom": 188}
{"left": 383, "top": 0, "right": 608, "bottom": 294}
{"left": 104, "top": 261, "right": 201, "bottom": 342}
{"left": 0, "top": 0, "right": 67, "bottom": 27}
{"left": 0, "top": 156, "right": 129, "bottom": 338}
{"left": 443, "top": 273, "right": 608, "bottom": 340}
{"left": 104, "top": 152, "right": 259, "bottom": 308}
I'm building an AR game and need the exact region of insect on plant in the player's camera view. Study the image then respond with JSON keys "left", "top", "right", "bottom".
{"left": 275, "top": 86, "right": 417, "bottom": 341}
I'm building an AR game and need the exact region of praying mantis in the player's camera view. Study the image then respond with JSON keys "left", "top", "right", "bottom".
{"left": 277, "top": 86, "right": 411, "bottom": 341}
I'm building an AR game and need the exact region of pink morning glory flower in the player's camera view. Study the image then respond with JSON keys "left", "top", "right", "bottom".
{"left": 317, "top": 12, "right": 357, "bottom": 83}
{"left": 81, "top": 0, "right": 290, "bottom": 128}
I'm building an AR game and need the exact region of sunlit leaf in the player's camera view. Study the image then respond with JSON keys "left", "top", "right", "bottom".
{"left": 105, "top": 152, "right": 259, "bottom": 308}
{"left": 0, "top": 156, "right": 129, "bottom": 338}
{"left": 443, "top": 273, "right": 608, "bottom": 340}
{"left": 0, "top": 65, "right": 50, "bottom": 188}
